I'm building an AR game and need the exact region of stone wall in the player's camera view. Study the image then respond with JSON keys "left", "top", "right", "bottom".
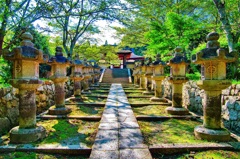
{"left": 0, "top": 87, "right": 19, "bottom": 135}
{"left": 182, "top": 81, "right": 240, "bottom": 133}
{"left": 0, "top": 80, "right": 74, "bottom": 135}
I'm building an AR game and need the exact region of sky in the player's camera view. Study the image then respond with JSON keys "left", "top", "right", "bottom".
{"left": 93, "top": 20, "right": 122, "bottom": 45}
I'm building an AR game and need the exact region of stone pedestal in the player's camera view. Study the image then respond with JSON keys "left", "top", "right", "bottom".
{"left": 194, "top": 80, "right": 231, "bottom": 141}
{"left": 192, "top": 32, "right": 236, "bottom": 141}
{"left": 165, "top": 79, "right": 189, "bottom": 115}
{"left": 48, "top": 47, "right": 71, "bottom": 115}
{"left": 132, "top": 65, "right": 141, "bottom": 87}
{"left": 142, "top": 59, "right": 153, "bottom": 95}
{"left": 139, "top": 73, "right": 146, "bottom": 89}
{"left": 150, "top": 76, "right": 167, "bottom": 102}
{"left": 143, "top": 74, "right": 153, "bottom": 95}
{"left": 82, "top": 61, "right": 91, "bottom": 94}
{"left": 3, "top": 32, "right": 47, "bottom": 143}
{"left": 48, "top": 77, "right": 71, "bottom": 115}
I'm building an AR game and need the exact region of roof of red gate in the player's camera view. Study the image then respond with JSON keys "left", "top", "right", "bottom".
{"left": 129, "top": 52, "right": 144, "bottom": 60}
{"left": 117, "top": 50, "right": 132, "bottom": 54}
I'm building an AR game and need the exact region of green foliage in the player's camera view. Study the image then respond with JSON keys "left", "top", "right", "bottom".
{"left": 0, "top": 57, "right": 11, "bottom": 87}
{"left": 186, "top": 72, "right": 201, "bottom": 81}
{"left": 73, "top": 42, "right": 119, "bottom": 62}
{"left": 145, "top": 12, "right": 202, "bottom": 61}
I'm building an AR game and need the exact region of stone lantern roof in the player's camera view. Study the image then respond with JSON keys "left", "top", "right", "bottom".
{"left": 49, "top": 46, "right": 70, "bottom": 64}
{"left": 71, "top": 55, "right": 83, "bottom": 65}
{"left": 152, "top": 54, "right": 166, "bottom": 65}
{"left": 192, "top": 32, "right": 235, "bottom": 64}
{"left": 168, "top": 47, "right": 189, "bottom": 65}
{"left": 3, "top": 32, "right": 48, "bottom": 62}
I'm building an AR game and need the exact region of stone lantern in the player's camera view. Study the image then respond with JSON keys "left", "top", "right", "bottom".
{"left": 48, "top": 47, "right": 71, "bottom": 115}
{"left": 3, "top": 32, "right": 47, "bottom": 143}
{"left": 70, "top": 55, "right": 84, "bottom": 98}
{"left": 82, "top": 59, "right": 91, "bottom": 93}
{"left": 88, "top": 60, "right": 97, "bottom": 85}
{"left": 192, "top": 32, "right": 236, "bottom": 141}
{"left": 92, "top": 60, "right": 101, "bottom": 86}
{"left": 150, "top": 54, "right": 167, "bottom": 102}
{"left": 132, "top": 61, "right": 141, "bottom": 87}
{"left": 165, "top": 46, "right": 190, "bottom": 115}
{"left": 143, "top": 58, "right": 154, "bottom": 95}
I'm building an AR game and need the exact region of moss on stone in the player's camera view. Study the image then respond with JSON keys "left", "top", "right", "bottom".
{"left": 67, "top": 105, "right": 103, "bottom": 116}
{"left": 132, "top": 105, "right": 170, "bottom": 116}
{"left": 139, "top": 119, "right": 209, "bottom": 144}
{"left": 37, "top": 119, "right": 98, "bottom": 147}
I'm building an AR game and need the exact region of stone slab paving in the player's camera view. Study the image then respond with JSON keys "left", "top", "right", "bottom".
{"left": 90, "top": 84, "right": 152, "bottom": 159}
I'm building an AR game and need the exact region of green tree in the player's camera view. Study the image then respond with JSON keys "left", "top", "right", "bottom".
{"left": 0, "top": 0, "right": 44, "bottom": 54}
{"left": 40, "top": 0, "right": 130, "bottom": 59}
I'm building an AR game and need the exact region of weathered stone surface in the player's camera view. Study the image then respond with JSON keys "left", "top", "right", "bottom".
{"left": 120, "top": 149, "right": 152, "bottom": 159}
{"left": 89, "top": 150, "right": 119, "bottom": 159}
{"left": 10, "top": 126, "right": 46, "bottom": 144}
{"left": 0, "top": 117, "right": 11, "bottom": 135}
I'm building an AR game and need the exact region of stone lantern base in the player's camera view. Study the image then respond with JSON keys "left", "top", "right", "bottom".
{"left": 10, "top": 126, "right": 46, "bottom": 144}
{"left": 142, "top": 91, "right": 154, "bottom": 95}
{"left": 194, "top": 125, "right": 230, "bottom": 142}
{"left": 48, "top": 106, "right": 72, "bottom": 115}
{"left": 150, "top": 96, "right": 168, "bottom": 102}
{"left": 165, "top": 107, "right": 189, "bottom": 115}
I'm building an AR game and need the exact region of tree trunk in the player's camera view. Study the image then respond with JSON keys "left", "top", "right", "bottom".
{"left": 213, "top": 0, "right": 235, "bottom": 52}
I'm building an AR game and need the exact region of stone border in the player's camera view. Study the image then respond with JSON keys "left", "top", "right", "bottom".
{"left": 38, "top": 115, "right": 101, "bottom": 121}
{"left": 149, "top": 143, "right": 234, "bottom": 154}
{"left": 136, "top": 115, "right": 200, "bottom": 121}
{"left": 0, "top": 144, "right": 91, "bottom": 155}
{"left": 130, "top": 103, "right": 171, "bottom": 107}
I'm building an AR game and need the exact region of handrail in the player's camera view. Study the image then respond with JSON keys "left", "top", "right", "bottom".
{"left": 128, "top": 69, "right": 132, "bottom": 83}
{"left": 99, "top": 68, "right": 105, "bottom": 83}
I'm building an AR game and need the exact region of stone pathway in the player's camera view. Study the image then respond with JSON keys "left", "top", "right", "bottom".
{"left": 90, "top": 84, "right": 152, "bottom": 159}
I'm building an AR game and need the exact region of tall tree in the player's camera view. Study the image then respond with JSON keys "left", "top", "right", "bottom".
{"left": 213, "top": 0, "right": 240, "bottom": 53}
{"left": 0, "top": 0, "right": 43, "bottom": 55}
{"left": 40, "top": 0, "right": 130, "bottom": 58}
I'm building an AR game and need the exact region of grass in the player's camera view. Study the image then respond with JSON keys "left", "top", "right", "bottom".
{"left": 67, "top": 105, "right": 103, "bottom": 116}
{"left": 132, "top": 105, "right": 170, "bottom": 116}
{"left": 89, "top": 89, "right": 109, "bottom": 93}
{"left": 0, "top": 152, "right": 89, "bottom": 159}
{"left": 152, "top": 150, "right": 240, "bottom": 159}
{"left": 37, "top": 119, "right": 98, "bottom": 147}
{"left": 128, "top": 98, "right": 161, "bottom": 104}
{"left": 186, "top": 72, "right": 201, "bottom": 81}
{"left": 67, "top": 96, "right": 106, "bottom": 104}
{"left": 232, "top": 80, "right": 240, "bottom": 84}
{"left": 139, "top": 119, "right": 211, "bottom": 144}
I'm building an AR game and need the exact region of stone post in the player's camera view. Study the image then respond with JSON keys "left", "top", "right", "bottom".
{"left": 3, "top": 32, "right": 47, "bottom": 143}
{"left": 165, "top": 47, "right": 189, "bottom": 115}
{"left": 150, "top": 54, "right": 167, "bottom": 102}
{"left": 48, "top": 47, "right": 71, "bottom": 115}
{"left": 82, "top": 59, "right": 91, "bottom": 94}
{"left": 132, "top": 64, "right": 141, "bottom": 87}
{"left": 143, "top": 58, "right": 154, "bottom": 95}
{"left": 70, "top": 55, "right": 84, "bottom": 98}
{"left": 192, "top": 32, "right": 236, "bottom": 141}
{"left": 92, "top": 61, "right": 101, "bottom": 86}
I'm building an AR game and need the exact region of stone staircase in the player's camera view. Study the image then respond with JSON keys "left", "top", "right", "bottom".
{"left": 101, "top": 68, "right": 130, "bottom": 84}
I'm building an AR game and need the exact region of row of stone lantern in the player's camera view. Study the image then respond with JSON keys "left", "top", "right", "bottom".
{"left": 132, "top": 32, "right": 236, "bottom": 142}
{"left": 3, "top": 32, "right": 101, "bottom": 144}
